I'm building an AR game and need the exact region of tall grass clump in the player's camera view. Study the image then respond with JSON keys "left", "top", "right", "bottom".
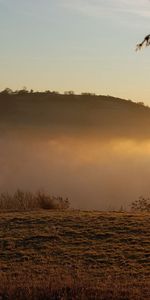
{"left": 0, "top": 189, "right": 70, "bottom": 211}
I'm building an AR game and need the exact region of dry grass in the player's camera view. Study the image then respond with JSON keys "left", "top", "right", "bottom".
{"left": 0, "top": 273, "right": 149, "bottom": 300}
{"left": 0, "top": 210, "right": 150, "bottom": 299}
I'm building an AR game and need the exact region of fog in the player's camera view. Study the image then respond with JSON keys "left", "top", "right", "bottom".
{"left": 1, "top": 130, "right": 150, "bottom": 210}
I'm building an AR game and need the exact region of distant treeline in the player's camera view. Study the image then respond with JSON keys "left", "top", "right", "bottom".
{"left": 0, "top": 88, "right": 150, "bottom": 139}
{"left": 0, "top": 87, "right": 146, "bottom": 107}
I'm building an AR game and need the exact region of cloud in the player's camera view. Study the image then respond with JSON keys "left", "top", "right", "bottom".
{"left": 60, "top": 0, "right": 150, "bottom": 18}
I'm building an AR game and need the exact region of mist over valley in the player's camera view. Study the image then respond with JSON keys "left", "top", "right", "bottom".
{"left": 1, "top": 92, "right": 150, "bottom": 210}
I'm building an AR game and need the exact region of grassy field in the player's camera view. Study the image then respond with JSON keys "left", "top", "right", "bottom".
{"left": 0, "top": 210, "right": 150, "bottom": 299}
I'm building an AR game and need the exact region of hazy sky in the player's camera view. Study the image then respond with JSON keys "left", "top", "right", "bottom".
{"left": 0, "top": 0, "right": 150, "bottom": 103}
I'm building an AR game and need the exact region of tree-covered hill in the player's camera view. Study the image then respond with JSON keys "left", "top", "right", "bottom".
{"left": 0, "top": 91, "right": 150, "bottom": 138}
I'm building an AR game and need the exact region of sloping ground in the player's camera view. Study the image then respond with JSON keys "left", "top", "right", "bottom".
{"left": 0, "top": 211, "right": 149, "bottom": 299}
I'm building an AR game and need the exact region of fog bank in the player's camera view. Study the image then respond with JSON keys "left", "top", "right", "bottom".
{"left": 1, "top": 132, "right": 150, "bottom": 210}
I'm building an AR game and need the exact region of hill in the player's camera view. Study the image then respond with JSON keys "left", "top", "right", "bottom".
{"left": 0, "top": 92, "right": 150, "bottom": 138}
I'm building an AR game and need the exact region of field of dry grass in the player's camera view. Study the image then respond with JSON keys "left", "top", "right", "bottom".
{"left": 0, "top": 210, "right": 150, "bottom": 299}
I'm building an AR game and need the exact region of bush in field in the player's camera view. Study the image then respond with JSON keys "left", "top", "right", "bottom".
{"left": 131, "top": 196, "right": 150, "bottom": 212}
{"left": 0, "top": 190, "right": 70, "bottom": 211}
{"left": 36, "top": 191, "right": 70, "bottom": 210}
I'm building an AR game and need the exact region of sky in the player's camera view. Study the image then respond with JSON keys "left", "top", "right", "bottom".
{"left": 0, "top": 0, "right": 150, "bottom": 104}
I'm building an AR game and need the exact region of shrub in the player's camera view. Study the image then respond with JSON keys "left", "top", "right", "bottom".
{"left": 131, "top": 196, "right": 150, "bottom": 212}
{"left": 36, "top": 192, "right": 70, "bottom": 210}
{"left": 0, "top": 190, "right": 70, "bottom": 211}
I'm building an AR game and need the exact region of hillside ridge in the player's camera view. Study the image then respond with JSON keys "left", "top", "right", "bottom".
{"left": 0, "top": 92, "right": 150, "bottom": 138}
